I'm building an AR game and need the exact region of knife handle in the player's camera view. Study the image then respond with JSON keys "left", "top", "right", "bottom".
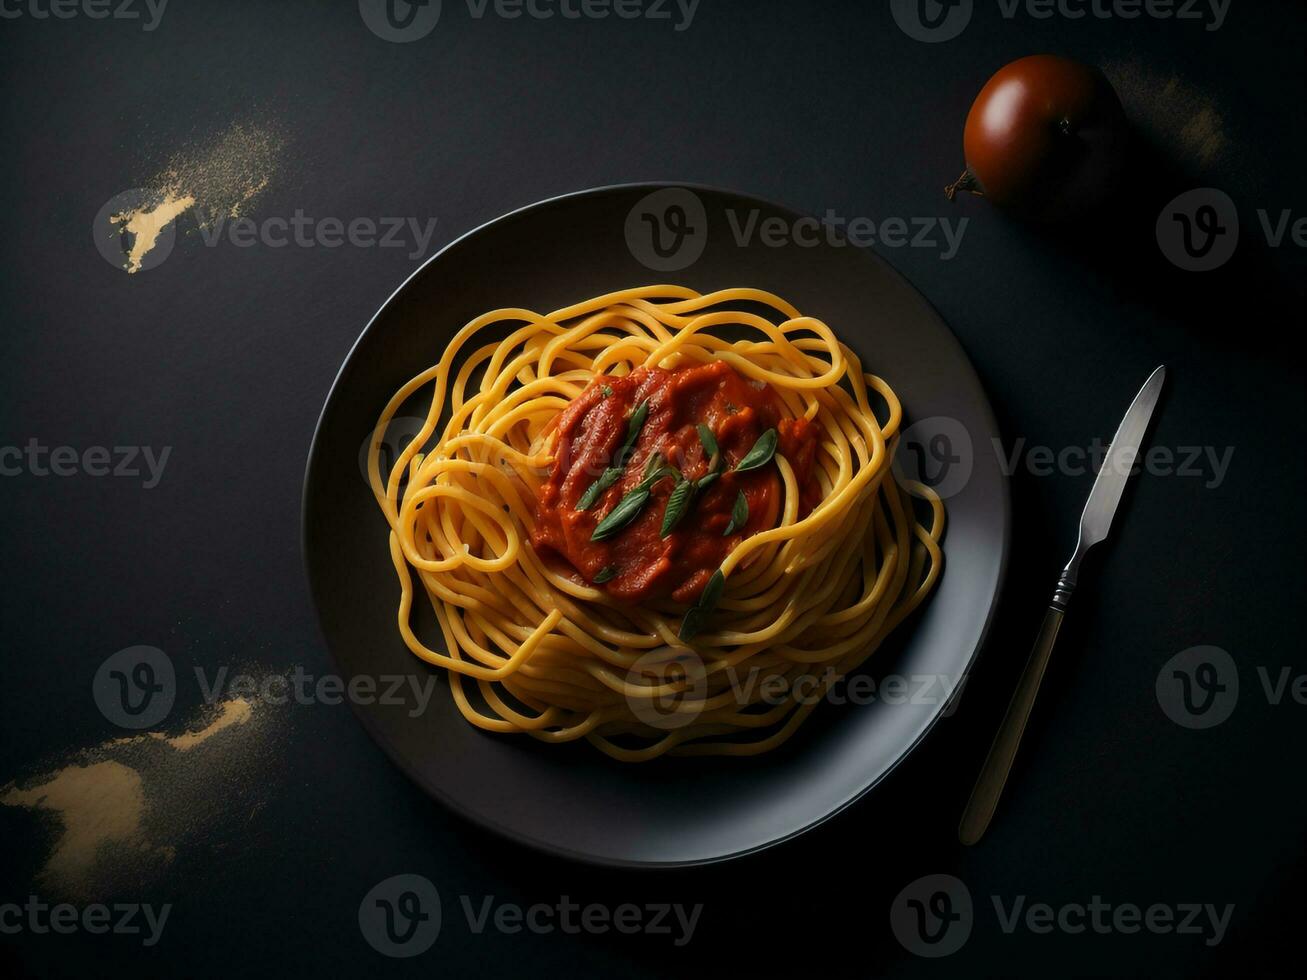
{"left": 958, "top": 599, "right": 1067, "bottom": 846}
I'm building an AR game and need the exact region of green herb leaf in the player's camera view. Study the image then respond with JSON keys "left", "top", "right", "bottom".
{"left": 576, "top": 466, "right": 621, "bottom": 511}
{"left": 733, "top": 428, "right": 777, "bottom": 474}
{"left": 616, "top": 399, "right": 649, "bottom": 465}
{"left": 642, "top": 450, "right": 665, "bottom": 481}
{"left": 660, "top": 477, "right": 695, "bottom": 538}
{"left": 700, "top": 569, "right": 725, "bottom": 613}
{"left": 639, "top": 461, "right": 680, "bottom": 494}
{"left": 696, "top": 471, "right": 720, "bottom": 492}
{"left": 678, "top": 607, "right": 707, "bottom": 642}
{"left": 593, "top": 565, "right": 617, "bottom": 584}
{"left": 678, "top": 568, "right": 726, "bottom": 641}
{"left": 590, "top": 487, "right": 650, "bottom": 542}
{"left": 723, "top": 490, "right": 748, "bottom": 536}
{"left": 577, "top": 401, "right": 652, "bottom": 511}
{"left": 696, "top": 423, "right": 719, "bottom": 459}
{"left": 601, "top": 385, "right": 613, "bottom": 397}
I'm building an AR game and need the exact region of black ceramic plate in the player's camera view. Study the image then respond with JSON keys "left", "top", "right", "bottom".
{"left": 303, "top": 184, "right": 1009, "bottom": 867}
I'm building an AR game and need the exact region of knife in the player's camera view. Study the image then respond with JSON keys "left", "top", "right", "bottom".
{"left": 958, "top": 364, "right": 1167, "bottom": 846}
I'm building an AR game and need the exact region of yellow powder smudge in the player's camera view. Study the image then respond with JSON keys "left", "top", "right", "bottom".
{"left": 1101, "top": 60, "right": 1231, "bottom": 172}
{"left": 155, "top": 121, "right": 283, "bottom": 223}
{"left": 0, "top": 761, "right": 158, "bottom": 892}
{"left": 1, "top": 696, "right": 265, "bottom": 899}
{"left": 105, "top": 120, "right": 284, "bottom": 274}
{"left": 111, "top": 192, "right": 195, "bottom": 274}
{"left": 1176, "top": 104, "right": 1227, "bottom": 171}
{"left": 229, "top": 175, "right": 270, "bottom": 219}
{"left": 153, "top": 696, "right": 253, "bottom": 751}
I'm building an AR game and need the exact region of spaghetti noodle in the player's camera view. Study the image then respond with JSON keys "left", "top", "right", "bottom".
{"left": 367, "top": 286, "right": 944, "bottom": 760}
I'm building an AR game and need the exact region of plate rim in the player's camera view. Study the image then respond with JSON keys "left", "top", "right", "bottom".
{"left": 301, "top": 180, "right": 1011, "bottom": 869}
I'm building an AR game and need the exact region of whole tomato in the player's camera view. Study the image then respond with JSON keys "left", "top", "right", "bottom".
{"left": 947, "top": 55, "right": 1129, "bottom": 222}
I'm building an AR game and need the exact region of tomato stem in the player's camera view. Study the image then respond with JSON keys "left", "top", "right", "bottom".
{"left": 944, "top": 168, "right": 983, "bottom": 201}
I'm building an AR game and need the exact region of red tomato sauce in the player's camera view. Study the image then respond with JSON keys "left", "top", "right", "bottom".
{"left": 531, "top": 360, "right": 820, "bottom": 603}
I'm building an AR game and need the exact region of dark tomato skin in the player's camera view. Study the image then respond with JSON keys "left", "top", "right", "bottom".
{"left": 963, "top": 54, "right": 1128, "bottom": 222}
{"left": 532, "top": 361, "right": 819, "bottom": 604}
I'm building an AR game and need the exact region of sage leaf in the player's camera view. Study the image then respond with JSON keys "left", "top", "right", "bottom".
{"left": 696, "top": 423, "right": 719, "bottom": 459}
{"left": 576, "top": 466, "right": 621, "bottom": 511}
{"left": 616, "top": 399, "right": 649, "bottom": 464}
{"left": 590, "top": 487, "right": 650, "bottom": 541}
{"left": 642, "top": 450, "right": 665, "bottom": 481}
{"left": 733, "top": 428, "right": 777, "bottom": 474}
{"left": 577, "top": 400, "right": 651, "bottom": 511}
{"left": 699, "top": 569, "right": 725, "bottom": 613}
{"left": 593, "top": 565, "right": 617, "bottom": 584}
{"left": 639, "top": 458, "right": 679, "bottom": 493}
{"left": 660, "top": 477, "right": 695, "bottom": 538}
{"left": 678, "top": 607, "right": 707, "bottom": 642}
{"left": 678, "top": 568, "right": 726, "bottom": 642}
{"left": 723, "top": 490, "right": 748, "bottom": 536}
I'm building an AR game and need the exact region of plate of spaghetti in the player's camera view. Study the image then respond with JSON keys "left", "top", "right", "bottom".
{"left": 304, "top": 184, "right": 1008, "bottom": 866}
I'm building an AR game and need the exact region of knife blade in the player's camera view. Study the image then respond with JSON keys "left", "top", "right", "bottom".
{"left": 958, "top": 365, "right": 1166, "bottom": 846}
{"left": 1076, "top": 364, "right": 1168, "bottom": 554}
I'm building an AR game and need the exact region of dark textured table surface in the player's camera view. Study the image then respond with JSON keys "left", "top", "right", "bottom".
{"left": 2, "top": 1, "right": 1303, "bottom": 976}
